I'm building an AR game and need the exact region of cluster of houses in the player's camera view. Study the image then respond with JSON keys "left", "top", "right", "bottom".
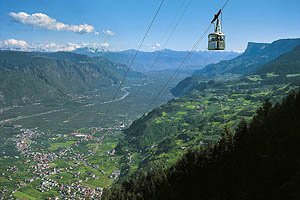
{"left": 56, "top": 180, "right": 103, "bottom": 199}
{"left": 37, "top": 177, "right": 59, "bottom": 192}
{"left": 0, "top": 187, "right": 8, "bottom": 199}
{"left": 32, "top": 173, "right": 104, "bottom": 199}
{"left": 6, "top": 166, "right": 18, "bottom": 174}
{"left": 14, "top": 128, "right": 43, "bottom": 153}
{"left": 0, "top": 126, "right": 123, "bottom": 199}
{"left": 26, "top": 152, "right": 57, "bottom": 163}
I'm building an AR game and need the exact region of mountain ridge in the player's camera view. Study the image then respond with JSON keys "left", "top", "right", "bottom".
{"left": 0, "top": 50, "right": 142, "bottom": 106}
{"left": 172, "top": 39, "right": 300, "bottom": 97}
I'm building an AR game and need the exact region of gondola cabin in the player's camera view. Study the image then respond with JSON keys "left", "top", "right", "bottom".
{"left": 208, "top": 33, "right": 225, "bottom": 50}
{"left": 208, "top": 9, "right": 225, "bottom": 50}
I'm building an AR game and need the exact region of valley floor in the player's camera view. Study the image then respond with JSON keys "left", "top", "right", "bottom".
{"left": 0, "top": 72, "right": 188, "bottom": 199}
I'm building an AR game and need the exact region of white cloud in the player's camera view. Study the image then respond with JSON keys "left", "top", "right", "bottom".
{"left": 4, "top": 39, "right": 27, "bottom": 47}
{"left": 0, "top": 39, "right": 111, "bottom": 52}
{"left": 9, "top": 12, "right": 97, "bottom": 35}
{"left": 103, "top": 29, "right": 115, "bottom": 36}
{"left": 151, "top": 43, "right": 161, "bottom": 50}
{"left": 0, "top": 39, "right": 28, "bottom": 50}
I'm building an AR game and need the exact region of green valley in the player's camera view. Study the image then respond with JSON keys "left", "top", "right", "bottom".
{"left": 0, "top": 66, "right": 187, "bottom": 199}
{"left": 0, "top": 39, "right": 300, "bottom": 200}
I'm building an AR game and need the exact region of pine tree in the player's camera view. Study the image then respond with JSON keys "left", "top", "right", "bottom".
{"left": 219, "top": 125, "right": 234, "bottom": 152}
{"left": 234, "top": 119, "right": 248, "bottom": 145}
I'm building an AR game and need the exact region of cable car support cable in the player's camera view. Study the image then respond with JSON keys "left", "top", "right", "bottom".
{"left": 144, "top": 0, "right": 230, "bottom": 114}
{"left": 144, "top": 24, "right": 212, "bottom": 114}
{"left": 126, "top": 0, "right": 193, "bottom": 113}
{"left": 99, "top": 0, "right": 166, "bottom": 125}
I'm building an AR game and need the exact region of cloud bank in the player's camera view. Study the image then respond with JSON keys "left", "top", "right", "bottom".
{"left": 0, "top": 39, "right": 110, "bottom": 52}
{"left": 9, "top": 12, "right": 98, "bottom": 35}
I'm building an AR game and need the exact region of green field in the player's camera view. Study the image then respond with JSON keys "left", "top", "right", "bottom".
{"left": 49, "top": 141, "right": 76, "bottom": 151}
{"left": 13, "top": 191, "right": 37, "bottom": 200}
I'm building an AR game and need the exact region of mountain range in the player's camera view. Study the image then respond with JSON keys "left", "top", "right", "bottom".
{"left": 73, "top": 48, "right": 240, "bottom": 73}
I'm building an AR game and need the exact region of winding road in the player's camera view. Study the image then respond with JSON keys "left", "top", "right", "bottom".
{"left": 0, "top": 109, "right": 65, "bottom": 125}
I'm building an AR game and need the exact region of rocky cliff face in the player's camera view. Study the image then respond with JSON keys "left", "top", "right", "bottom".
{"left": 194, "top": 38, "right": 300, "bottom": 76}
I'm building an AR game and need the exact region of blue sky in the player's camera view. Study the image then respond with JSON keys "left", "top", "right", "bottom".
{"left": 0, "top": 0, "right": 299, "bottom": 52}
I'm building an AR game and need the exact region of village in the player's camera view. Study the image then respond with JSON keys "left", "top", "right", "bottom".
{"left": 0, "top": 120, "right": 128, "bottom": 199}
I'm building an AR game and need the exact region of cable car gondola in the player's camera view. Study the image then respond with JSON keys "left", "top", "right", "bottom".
{"left": 208, "top": 9, "right": 225, "bottom": 50}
